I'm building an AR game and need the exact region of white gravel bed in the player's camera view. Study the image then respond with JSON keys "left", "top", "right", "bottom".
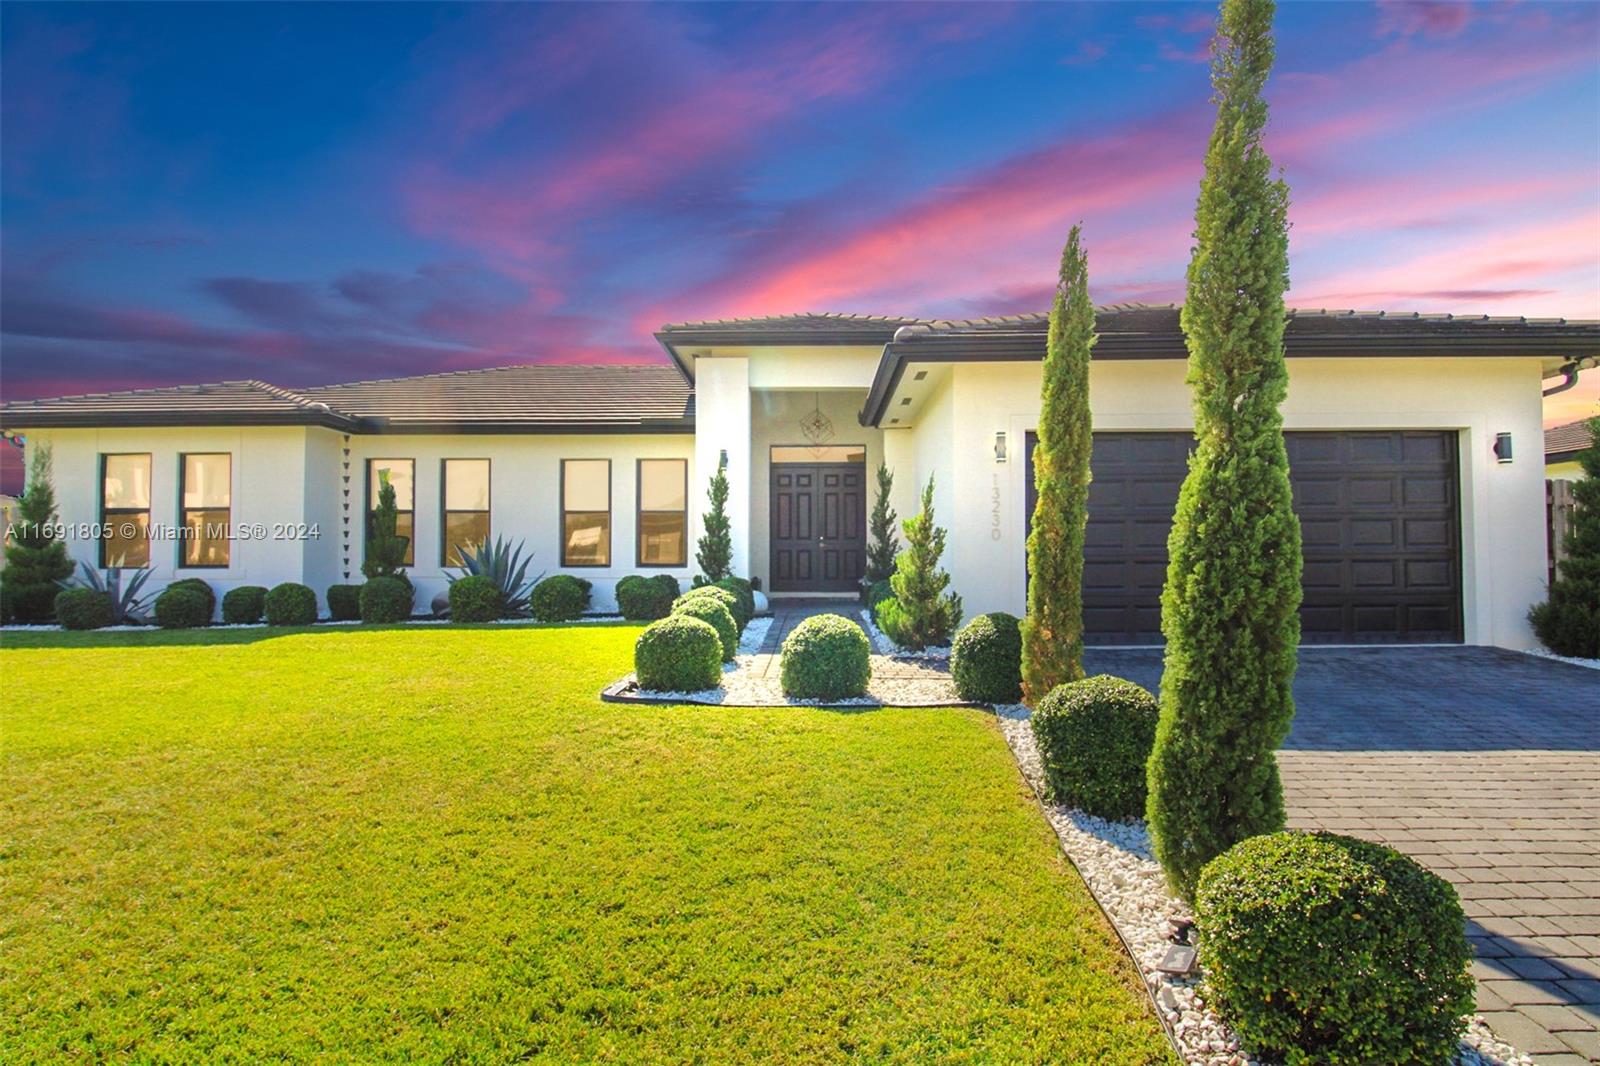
{"left": 737, "top": 615, "right": 774, "bottom": 655}
{"left": 857, "top": 608, "right": 951, "bottom": 659}
{"left": 993, "top": 702, "right": 1533, "bottom": 1066}
{"left": 1521, "top": 647, "right": 1600, "bottom": 671}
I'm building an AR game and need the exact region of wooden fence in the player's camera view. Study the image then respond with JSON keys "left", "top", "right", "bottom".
{"left": 1546, "top": 478, "right": 1577, "bottom": 585}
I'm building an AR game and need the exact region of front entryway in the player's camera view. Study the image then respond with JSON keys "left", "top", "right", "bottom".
{"left": 769, "top": 460, "right": 867, "bottom": 592}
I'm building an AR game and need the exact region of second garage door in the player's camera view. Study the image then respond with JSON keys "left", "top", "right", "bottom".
{"left": 1024, "top": 430, "right": 1462, "bottom": 645}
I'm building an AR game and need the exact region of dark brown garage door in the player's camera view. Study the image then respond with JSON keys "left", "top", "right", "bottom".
{"left": 1024, "top": 430, "right": 1462, "bottom": 645}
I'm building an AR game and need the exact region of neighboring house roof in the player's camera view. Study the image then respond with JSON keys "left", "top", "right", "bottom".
{"left": 0, "top": 364, "right": 694, "bottom": 435}
{"left": 1546, "top": 419, "right": 1595, "bottom": 465}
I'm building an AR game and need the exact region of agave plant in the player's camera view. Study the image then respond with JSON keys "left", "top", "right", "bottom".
{"left": 448, "top": 536, "right": 542, "bottom": 616}
{"left": 60, "top": 562, "right": 154, "bottom": 625}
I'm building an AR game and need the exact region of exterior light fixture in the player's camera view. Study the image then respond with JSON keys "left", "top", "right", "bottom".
{"left": 1492, "top": 432, "right": 1513, "bottom": 464}
{"left": 719, "top": 448, "right": 729, "bottom": 470}
{"left": 994, "top": 431, "right": 1008, "bottom": 463}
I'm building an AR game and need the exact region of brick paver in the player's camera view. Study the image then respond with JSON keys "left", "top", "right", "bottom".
{"left": 1086, "top": 646, "right": 1600, "bottom": 1061}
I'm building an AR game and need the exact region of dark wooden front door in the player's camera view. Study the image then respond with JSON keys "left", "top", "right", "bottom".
{"left": 770, "top": 462, "right": 867, "bottom": 592}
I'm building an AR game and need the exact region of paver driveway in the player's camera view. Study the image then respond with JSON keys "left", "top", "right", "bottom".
{"left": 1086, "top": 646, "right": 1600, "bottom": 1064}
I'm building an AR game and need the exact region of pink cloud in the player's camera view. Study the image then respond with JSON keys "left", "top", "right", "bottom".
{"left": 1375, "top": 1, "right": 1473, "bottom": 39}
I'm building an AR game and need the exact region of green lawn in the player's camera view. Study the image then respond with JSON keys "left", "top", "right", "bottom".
{"left": 2, "top": 625, "right": 1171, "bottom": 1064}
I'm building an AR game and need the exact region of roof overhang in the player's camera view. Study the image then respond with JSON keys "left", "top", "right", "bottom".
{"left": 654, "top": 326, "right": 907, "bottom": 381}
{"left": 0, "top": 409, "right": 361, "bottom": 432}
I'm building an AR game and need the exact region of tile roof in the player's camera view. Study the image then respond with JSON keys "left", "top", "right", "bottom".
{"left": 0, "top": 379, "right": 358, "bottom": 430}
{"left": 657, "top": 312, "right": 924, "bottom": 333}
{"left": 903, "top": 303, "right": 1600, "bottom": 335}
{"left": 1546, "top": 419, "right": 1595, "bottom": 459}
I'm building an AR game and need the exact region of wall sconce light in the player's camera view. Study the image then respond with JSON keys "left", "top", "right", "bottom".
{"left": 719, "top": 448, "right": 729, "bottom": 470}
{"left": 994, "top": 431, "right": 1008, "bottom": 463}
{"left": 1492, "top": 432, "right": 1513, "bottom": 464}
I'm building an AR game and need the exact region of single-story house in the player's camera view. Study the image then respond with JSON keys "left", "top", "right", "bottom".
{"left": 1545, "top": 418, "right": 1594, "bottom": 480}
{"left": 3, "top": 304, "right": 1595, "bottom": 649}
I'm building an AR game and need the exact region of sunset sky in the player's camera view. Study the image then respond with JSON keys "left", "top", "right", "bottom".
{"left": 2, "top": 1, "right": 1597, "bottom": 492}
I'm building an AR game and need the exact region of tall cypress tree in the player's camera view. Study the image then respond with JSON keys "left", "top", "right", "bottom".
{"left": 696, "top": 463, "right": 732, "bottom": 583}
{"left": 362, "top": 474, "right": 410, "bottom": 580}
{"left": 1, "top": 444, "right": 76, "bottom": 622}
{"left": 864, "top": 462, "right": 899, "bottom": 584}
{"left": 1147, "top": 0, "right": 1302, "bottom": 901}
{"left": 1021, "top": 224, "right": 1095, "bottom": 704}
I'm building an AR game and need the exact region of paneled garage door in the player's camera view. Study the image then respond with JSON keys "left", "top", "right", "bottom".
{"left": 1024, "top": 431, "right": 1462, "bottom": 645}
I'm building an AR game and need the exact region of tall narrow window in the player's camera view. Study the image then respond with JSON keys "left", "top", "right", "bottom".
{"left": 180, "top": 453, "right": 231, "bottom": 567}
{"left": 368, "top": 459, "right": 415, "bottom": 567}
{"left": 637, "top": 459, "right": 687, "bottom": 566}
{"left": 101, "top": 453, "right": 152, "bottom": 567}
{"left": 442, "top": 459, "right": 490, "bottom": 566}
{"left": 561, "top": 459, "right": 610, "bottom": 567}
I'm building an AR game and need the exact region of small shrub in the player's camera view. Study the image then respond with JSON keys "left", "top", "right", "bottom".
{"left": 862, "top": 578, "right": 893, "bottom": 610}
{"left": 672, "top": 596, "right": 738, "bottom": 660}
{"left": 449, "top": 574, "right": 504, "bottom": 622}
{"left": 1031, "top": 675, "right": 1158, "bottom": 818}
{"left": 264, "top": 582, "right": 318, "bottom": 626}
{"left": 166, "top": 578, "right": 215, "bottom": 622}
{"left": 713, "top": 577, "right": 754, "bottom": 629}
{"left": 326, "top": 584, "right": 362, "bottom": 622}
{"left": 677, "top": 585, "right": 742, "bottom": 630}
{"left": 780, "top": 614, "right": 871, "bottom": 700}
{"left": 650, "top": 573, "right": 681, "bottom": 603}
{"left": 635, "top": 614, "right": 722, "bottom": 691}
{"left": 950, "top": 612, "right": 1023, "bottom": 702}
{"left": 360, "top": 576, "right": 413, "bottom": 624}
{"left": 1196, "top": 831, "right": 1473, "bottom": 1066}
{"left": 154, "top": 586, "right": 211, "bottom": 629}
{"left": 54, "top": 587, "right": 113, "bottom": 630}
{"left": 222, "top": 585, "right": 267, "bottom": 624}
{"left": 873, "top": 597, "right": 914, "bottom": 648}
{"left": 617, "top": 574, "right": 675, "bottom": 620}
{"left": 530, "top": 574, "right": 588, "bottom": 622}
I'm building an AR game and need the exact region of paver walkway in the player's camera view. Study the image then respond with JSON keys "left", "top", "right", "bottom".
{"left": 1087, "top": 646, "right": 1600, "bottom": 1064}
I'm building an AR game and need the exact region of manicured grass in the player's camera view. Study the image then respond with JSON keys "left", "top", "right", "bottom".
{"left": 2, "top": 625, "right": 1171, "bottom": 1064}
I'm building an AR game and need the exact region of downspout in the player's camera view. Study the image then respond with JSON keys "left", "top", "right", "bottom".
{"left": 1543, "top": 358, "right": 1592, "bottom": 397}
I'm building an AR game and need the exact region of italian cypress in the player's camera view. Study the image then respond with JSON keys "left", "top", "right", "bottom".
{"left": 696, "top": 462, "right": 733, "bottom": 583}
{"left": 362, "top": 474, "right": 410, "bottom": 580}
{"left": 1147, "top": 0, "right": 1302, "bottom": 901}
{"left": 1, "top": 444, "right": 75, "bottom": 622}
{"left": 889, "top": 476, "right": 962, "bottom": 649}
{"left": 1529, "top": 416, "right": 1599, "bottom": 657}
{"left": 864, "top": 462, "right": 899, "bottom": 584}
{"left": 1021, "top": 224, "right": 1095, "bottom": 704}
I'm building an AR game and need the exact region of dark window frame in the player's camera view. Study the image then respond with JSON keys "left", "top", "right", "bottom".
{"left": 99, "top": 452, "right": 153, "bottom": 569}
{"left": 560, "top": 458, "right": 612, "bottom": 568}
{"left": 635, "top": 458, "right": 688, "bottom": 568}
{"left": 440, "top": 458, "right": 491, "bottom": 567}
{"left": 366, "top": 458, "right": 416, "bottom": 568}
{"left": 177, "top": 452, "right": 232, "bottom": 570}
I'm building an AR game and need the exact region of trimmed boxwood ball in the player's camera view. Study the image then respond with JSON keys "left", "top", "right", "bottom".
{"left": 360, "top": 576, "right": 413, "bottom": 624}
{"left": 713, "top": 577, "right": 755, "bottom": 628}
{"left": 677, "top": 585, "right": 742, "bottom": 631}
{"left": 264, "top": 582, "right": 318, "bottom": 626}
{"left": 166, "top": 578, "right": 215, "bottom": 622}
{"left": 450, "top": 575, "right": 504, "bottom": 622}
{"left": 634, "top": 614, "right": 722, "bottom": 692}
{"left": 530, "top": 574, "right": 587, "bottom": 622}
{"left": 780, "top": 614, "right": 871, "bottom": 700}
{"left": 672, "top": 596, "right": 738, "bottom": 660}
{"left": 616, "top": 574, "right": 675, "bottom": 621}
{"left": 155, "top": 586, "right": 211, "bottom": 629}
{"left": 55, "top": 587, "right": 114, "bottom": 630}
{"left": 222, "top": 585, "right": 267, "bottom": 624}
{"left": 1196, "top": 831, "right": 1474, "bottom": 1066}
{"left": 1031, "top": 675, "right": 1157, "bottom": 818}
{"left": 326, "top": 584, "right": 362, "bottom": 622}
{"left": 950, "top": 612, "right": 1022, "bottom": 703}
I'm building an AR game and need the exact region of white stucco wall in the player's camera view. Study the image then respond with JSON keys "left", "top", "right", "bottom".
{"left": 692, "top": 358, "right": 751, "bottom": 580}
{"left": 902, "top": 355, "right": 1548, "bottom": 649}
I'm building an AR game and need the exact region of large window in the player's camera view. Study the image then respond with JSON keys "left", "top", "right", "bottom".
{"left": 637, "top": 459, "right": 687, "bottom": 566}
{"left": 561, "top": 459, "right": 610, "bottom": 567}
{"left": 442, "top": 459, "right": 490, "bottom": 566}
{"left": 180, "top": 453, "right": 231, "bottom": 568}
{"left": 367, "top": 459, "right": 415, "bottom": 567}
{"left": 101, "top": 454, "right": 152, "bottom": 567}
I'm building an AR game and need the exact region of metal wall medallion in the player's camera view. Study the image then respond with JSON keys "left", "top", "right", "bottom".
{"left": 799, "top": 393, "right": 834, "bottom": 453}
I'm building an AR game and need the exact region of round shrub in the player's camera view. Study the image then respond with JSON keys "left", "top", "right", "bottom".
{"left": 449, "top": 575, "right": 504, "bottom": 623}
{"left": 154, "top": 585, "right": 211, "bottom": 629}
{"left": 616, "top": 574, "right": 675, "bottom": 621}
{"left": 1030, "top": 675, "right": 1157, "bottom": 818}
{"left": 264, "top": 582, "right": 318, "bottom": 626}
{"left": 1196, "top": 831, "right": 1473, "bottom": 1065}
{"left": 780, "top": 613, "right": 871, "bottom": 700}
{"left": 326, "top": 583, "right": 362, "bottom": 622}
{"left": 672, "top": 596, "right": 738, "bottom": 661}
{"left": 222, "top": 585, "right": 267, "bottom": 624}
{"left": 359, "top": 576, "right": 413, "bottom": 624}
{"left": 530, "top": 574, "right": 588, "bottom": 622}
{"left": 634, "top": 614, "right": 722, "bottom": 692}
{"left": 678, "top": 585, "right": 742, "bottom": 630}
{"left": 55, "top": 587, "right": 113, "bottom": 630}
{"left": 950, "top": 612, "right": 1023, "bottom": 703}
{"left": 166, "top": 578, "right": 215, "bottom": 622}
{"left": 713, "top": 577, "right": 755, "bottom": 628}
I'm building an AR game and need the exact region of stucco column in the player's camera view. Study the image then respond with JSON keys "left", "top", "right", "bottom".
{"left": 693, "top": 356, "right": 751, "bottom": 579}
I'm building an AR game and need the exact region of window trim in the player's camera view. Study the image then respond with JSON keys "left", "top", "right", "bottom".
{"left": 177, "top": 452, "right": 232, "bottom": 570}
{"left": 366, "top": 457, "right": 416, "bottom": 569}
{"left": 99, "top": 452, "right": 153, "bottom": 569}
{"left": 439, "top": 458, "right": 491, "bottom": 567}
{"left": 635, "top": 458, "right": 688, "bottom": 568}
{"left": 560, "top": 458, "right": 612, "bottom": 569}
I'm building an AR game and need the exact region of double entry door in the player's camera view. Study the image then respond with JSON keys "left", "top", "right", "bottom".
{"left": 770, "top": 460, "right": 867, "bottom": 592}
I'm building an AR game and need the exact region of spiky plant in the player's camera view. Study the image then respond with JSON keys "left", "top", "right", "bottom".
{"left": 61, "top": 562, "right": 154, "bottom": 625}
{"left": 448, "top": 536, "right": 541, "bottom": 616}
